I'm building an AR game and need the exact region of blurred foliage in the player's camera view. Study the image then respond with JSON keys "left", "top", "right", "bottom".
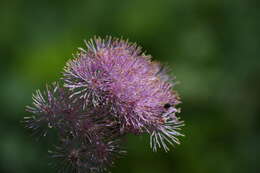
{"left": 0, "top": 0, "right": 259, "bottom": 173}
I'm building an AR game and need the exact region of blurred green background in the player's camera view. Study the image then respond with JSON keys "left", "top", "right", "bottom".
{"left": 0, "top": 0, "right": 259, "bottom": 173}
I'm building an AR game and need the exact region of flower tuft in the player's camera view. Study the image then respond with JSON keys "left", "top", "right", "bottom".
{"left": 24, "top": 36, "right": 184, "bottom": 173}
{"left": 63, "top": 36, "right": 184, "bottom": 151}
{"left": 24, "top": 82, "right": 124, "bottom": 172}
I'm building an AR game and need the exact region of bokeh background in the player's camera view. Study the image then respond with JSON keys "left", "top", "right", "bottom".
{"left": 0, "top": 0, "right": 259, "bottom": 173}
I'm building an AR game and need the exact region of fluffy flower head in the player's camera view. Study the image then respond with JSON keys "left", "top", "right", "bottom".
{"left": 64, "top": 36, "right": 184, "bottom": 151}
{"left": 24, "top": 36, "right": 184, "bottom": 173}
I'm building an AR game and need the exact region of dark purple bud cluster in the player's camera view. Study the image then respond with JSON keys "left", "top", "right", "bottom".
{"left": 24, "top": 36, "right": 184, "bottom": 173}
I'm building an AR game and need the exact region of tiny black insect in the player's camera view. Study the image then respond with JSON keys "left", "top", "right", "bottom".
{"left": 164, "top": 103, "right": 171, "bottom": 109}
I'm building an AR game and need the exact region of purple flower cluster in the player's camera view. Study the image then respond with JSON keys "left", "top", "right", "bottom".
{"left": 24, "top": 36, "right": 184, "bottom": 173}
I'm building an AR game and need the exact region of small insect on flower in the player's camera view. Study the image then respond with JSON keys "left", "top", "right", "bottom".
{"left": 63, "top": 36, "right": 184, "bottom": 151}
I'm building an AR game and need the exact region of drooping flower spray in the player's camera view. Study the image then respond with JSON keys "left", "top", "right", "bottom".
{"left": 24, "top": 36, "right": 184, "bottom": 173}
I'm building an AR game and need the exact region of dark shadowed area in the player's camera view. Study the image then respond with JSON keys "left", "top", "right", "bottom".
{"left": 0, "top": 0, "right": 259, "bottom": 173}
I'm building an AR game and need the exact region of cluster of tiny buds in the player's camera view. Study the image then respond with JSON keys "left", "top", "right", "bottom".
{"left": 24, "top": 36, "right": 184, "bottom": 173}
